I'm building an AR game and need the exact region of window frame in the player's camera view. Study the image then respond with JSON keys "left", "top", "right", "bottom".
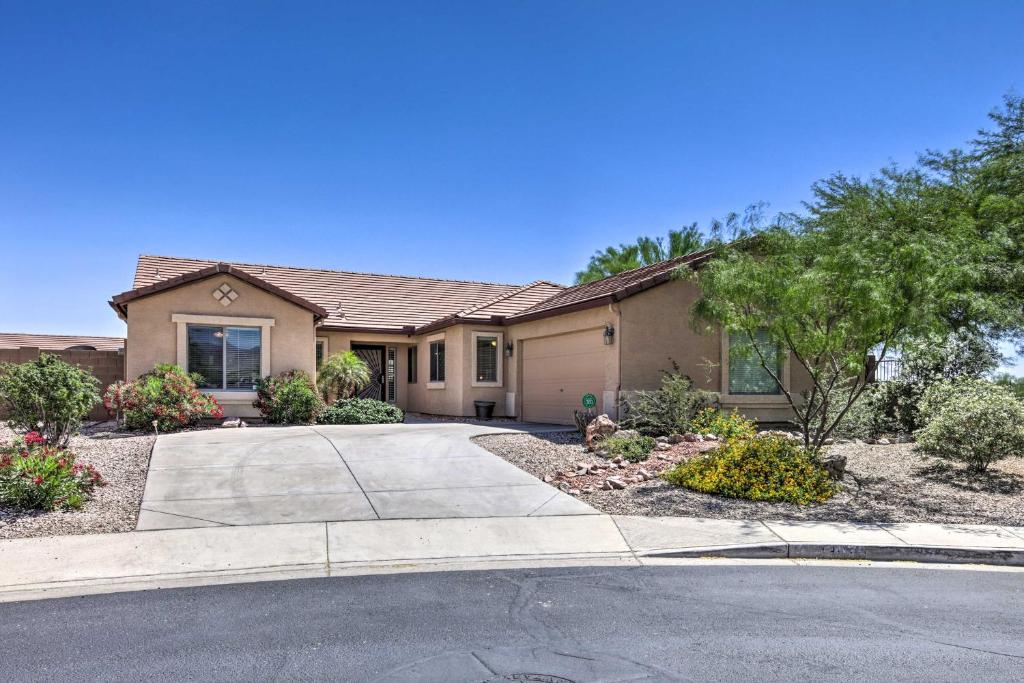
{"left": 407, "top": 345, "right": 417, "bottom": 383}
{"left": 186, "top": 323, "right": 263, "bottom": 392}
{"left": 721, "top": 330, "right": 790, "bottom": 402}
{"left": 471, "top": 330, "right": 504, "bottom": 387}
{"left": 315, "top": 337, "right": 328, "bottom": 371}
{"left": 428, "top": 336, "right": 446, "bottom": 388}
{"left": 172, "top": 313, "right": 273, "bottom": 400}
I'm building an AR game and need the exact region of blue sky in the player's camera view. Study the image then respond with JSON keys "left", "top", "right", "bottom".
{"left": 1, "top": 2, "right": 1022, "bottom": 372}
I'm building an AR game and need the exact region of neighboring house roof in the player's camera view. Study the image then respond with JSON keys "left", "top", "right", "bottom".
{"left": 110, "top": 262, "right": 330, "bottom": 321}
{"left": 125, "top": 255, "right": 535, "bottom": 332}
{"left": 0, "top": 332, "right": 125, "bottom": 351}
{"left": 507, "top": 249, "right": 715, "bottom": 323}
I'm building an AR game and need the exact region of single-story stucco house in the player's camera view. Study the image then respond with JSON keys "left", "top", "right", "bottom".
{"left": 108, "top": 253, "right": 810, "bottom": 424}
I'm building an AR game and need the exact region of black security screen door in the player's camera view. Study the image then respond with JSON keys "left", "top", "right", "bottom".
{"left": 352, "top": 344, "right": 385, "bottom": 400}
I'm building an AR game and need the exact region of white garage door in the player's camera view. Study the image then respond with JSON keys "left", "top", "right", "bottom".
{"left": 522, "top": 329, "right": 606, "bottom": 425}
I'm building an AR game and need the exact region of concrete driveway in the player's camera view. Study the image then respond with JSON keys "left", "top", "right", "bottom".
{"left": 136, "top": 423, "right": 597, "bottom": 530}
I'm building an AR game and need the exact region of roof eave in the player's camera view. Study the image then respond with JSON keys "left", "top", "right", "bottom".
{"left": 110, "top": 263, "right": 329, "bottom": 321}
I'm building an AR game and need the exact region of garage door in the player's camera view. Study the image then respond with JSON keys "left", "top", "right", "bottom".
{"left": 522, "top": 329, "right": 606, "bottom": 424}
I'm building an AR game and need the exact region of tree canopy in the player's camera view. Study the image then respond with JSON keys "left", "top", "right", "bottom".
{"left": 688, "top": 94, "right": 1024, "bottom": 446}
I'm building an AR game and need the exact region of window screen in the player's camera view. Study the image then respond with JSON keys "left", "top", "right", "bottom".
{"left": 407, "top": 346, "right": 417, "bottom": 383}
{"left": 728, "top": 330, "right": 782, "bottom": 395}
{"left": 475, "top": 335, "right": 498, "bottom": 382}
{"left": 225, "top": 327, "right": 261, "bottom": 390}
{"left": 429, "top": 340, "right": 445, "bottom": 382}
{"left": 187, "top": 326, "right": 224, "bottom": 389}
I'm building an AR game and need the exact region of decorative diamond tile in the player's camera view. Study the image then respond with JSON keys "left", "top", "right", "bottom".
{"left": 212, "top": 284, "right": 238, "bottom": 307}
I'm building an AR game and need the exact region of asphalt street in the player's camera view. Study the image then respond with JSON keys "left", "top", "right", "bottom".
{"left": 1, "top": 563, "right": 1022, "bottom": 681}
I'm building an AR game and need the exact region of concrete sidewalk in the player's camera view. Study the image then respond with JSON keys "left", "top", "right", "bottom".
{"left": 3, "top": 515, "right": 1023, "bottom": 602}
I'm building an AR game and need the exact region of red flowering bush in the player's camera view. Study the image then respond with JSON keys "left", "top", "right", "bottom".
{"left": 0, "top": 433, "right": 104, "bottom": 510}
{"left": 105, "top": 364, "right": 224, "bottom": 432}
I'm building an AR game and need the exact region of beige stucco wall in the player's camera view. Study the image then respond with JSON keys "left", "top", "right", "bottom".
{"left": 124, "top": 273, "right": 317, "bottom": 417}
{"left": 617, "top": 277, "right": 812, "bottom": 423}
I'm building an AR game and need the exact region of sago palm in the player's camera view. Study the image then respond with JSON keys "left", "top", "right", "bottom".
{"left": 317, "top": 351, "right": 371, "bottom": 401}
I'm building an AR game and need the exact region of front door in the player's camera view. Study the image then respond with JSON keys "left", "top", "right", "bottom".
{"left": 351, "top": 344, "right": 386, "bottom": 400}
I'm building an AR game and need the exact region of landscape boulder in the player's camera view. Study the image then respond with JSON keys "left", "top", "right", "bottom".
{"left": 585, "top": 414, "right": 618, "bottom": 449}
{"left": 821, "top": 453, "right": 847, "bottom": 480}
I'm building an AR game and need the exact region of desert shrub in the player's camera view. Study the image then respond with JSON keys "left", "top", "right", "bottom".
{"left": 662, "top": 434, "right": 837, "bottom": 505}
{"left": 254, "top": 370, "right": 324, "bottom": 424}
{"left": 318, "top": 398, "right": 404, "bottom": 425}
{"left": 867, "top": 331, "right": 1003, "bottom": 435}
{"left": 0, "top": 353, "right": 101, "bottom": 447}
{"left": 317, "top": 351, "right": 371, "bottom": 401}
{"left": 107, "top": 364, "right": 224, "bottom": 431}
{"left": 619, "top": 372, "right": 717, "bottom": 436}
{"left": 600, "top": 434, "right": 656, "bottom": 463}
{"left": 0, "top": 432, "right": 104, "bottom": 510}
{"left": 915, "top": 379, "right": 1024, "bottom": 472}
{"left": 690, "top": 407, "right": 756, "bottom": 441}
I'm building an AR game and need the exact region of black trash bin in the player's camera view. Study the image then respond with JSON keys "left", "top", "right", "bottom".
{"left": 473, "top": 400, "right": 496, "bottom": 421}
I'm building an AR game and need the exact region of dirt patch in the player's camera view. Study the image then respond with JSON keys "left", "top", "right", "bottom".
{"left": 1, "top": 421, "right": 155, "bottom": 539}
{"left": 474, "top": 432, "right": 1024, "bottom": 525}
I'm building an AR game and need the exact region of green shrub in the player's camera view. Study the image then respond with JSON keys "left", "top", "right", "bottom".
{"left": 663, "top": 434, "right": 837, "bottom": 505}
{"left": 690, "top": 407, "right": 756, "bottom": 441}
{"left": 0, "top": 354, "right": 101, "bottom": 448}
{"left": 254, "top": 370, "right": 324, "bottom": 424}
{"left": 915, "top": 379, "right": 1024, "bottom": 472}
{"left": 600, "top": 434, "right": 656, "bottom": 463}
{"left": 0, "top": 433, "right": 104, "bottom": 510}
{"left": 619, "top": 372, "right": 717, "bottom": 436}
{"left": 106, "top": 364, "right": 224, "bottom": 432}
{"left": 318, "top": 398, "right": 404, "bottom": 425}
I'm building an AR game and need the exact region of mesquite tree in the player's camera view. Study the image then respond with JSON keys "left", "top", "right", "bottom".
{"left": 689, "top": 174, "right": 965, "bottom": 449}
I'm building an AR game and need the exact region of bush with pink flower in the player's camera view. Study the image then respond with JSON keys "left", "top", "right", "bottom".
{"left": 0, "top": 432, "right": 104, "bottom": 510}
{"left": 104, "top": 364, "right": 224, "bottom": 432}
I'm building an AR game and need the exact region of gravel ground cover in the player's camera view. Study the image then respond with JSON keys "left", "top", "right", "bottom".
{"left": 0, "top": 421, "right": 156, "bottom": 539}
{"left": 474, "top": 431, "right": 1024, "bottom": 525}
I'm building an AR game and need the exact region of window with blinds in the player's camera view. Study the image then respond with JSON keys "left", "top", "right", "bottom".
{"left": 728, "top": 330, "right": 782, "bottom": 395}
{"left": 187, "top": 326, "right": 224, "bottom": 389}
{"left": 475, "top": 335, "right": 498, "bottom": 383}
{"left": 429, "top": 340, "right": 445, "bottom": 382}
{"left": 187, "top": 324, "right": 261, "bottom": 391}
{"left": 316, "top": 340, "right": 326, "bottom": 370}
{"left": 226, "top": 327, "right": 261, "bottom": 390}
{"left": 386, "top": 347, "right": 397, "bottom": 403}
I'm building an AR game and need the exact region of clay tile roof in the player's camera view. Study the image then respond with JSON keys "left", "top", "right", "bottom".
{"left": 127, "top": 255, "right": 532, "bottom": 332}
{"left": 413, "top": 281, "right": 567, "bottom": 334}
{"left": 0, "top": 332, "right": 125, "bottom": 351}
{"left": 507, "top": 249, "right": 715, "bottom": 323}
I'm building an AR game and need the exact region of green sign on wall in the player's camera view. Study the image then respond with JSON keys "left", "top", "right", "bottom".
{"left": 581, "top": 393, "right": 597, "bottom": 409}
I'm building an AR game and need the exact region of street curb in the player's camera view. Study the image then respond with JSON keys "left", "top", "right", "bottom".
{"left": 641, "top": 542, "right": 1024, "bottom": 566}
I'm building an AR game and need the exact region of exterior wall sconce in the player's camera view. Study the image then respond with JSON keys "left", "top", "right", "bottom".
{"left": 505, "top": 341, "right": 515, "bottom": 357}
{"left": 603, "top": 324, "right": 615, "bottom": 345}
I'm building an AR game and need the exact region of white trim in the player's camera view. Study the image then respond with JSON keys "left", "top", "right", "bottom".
{"left": 426, "top": 382, "right": 446, "bottom": 390}
{"left": 471, "top": 330, "right": 504, "bottom": 387}
{"left": 207, "top": 391, "right": 258, "bottom": 402}
{"left": 171, "top": 314, "right": 275, "bottom": 327}
{"left": 720, "top": 330, "right": 791, "bottom": 405}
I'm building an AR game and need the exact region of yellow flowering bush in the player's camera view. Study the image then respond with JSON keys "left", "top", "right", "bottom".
{"left": 662, "top": 433, "right": 837, "bottom": 505}
{"left": 690, "top": 407, "right": 757, "bottom": 441}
